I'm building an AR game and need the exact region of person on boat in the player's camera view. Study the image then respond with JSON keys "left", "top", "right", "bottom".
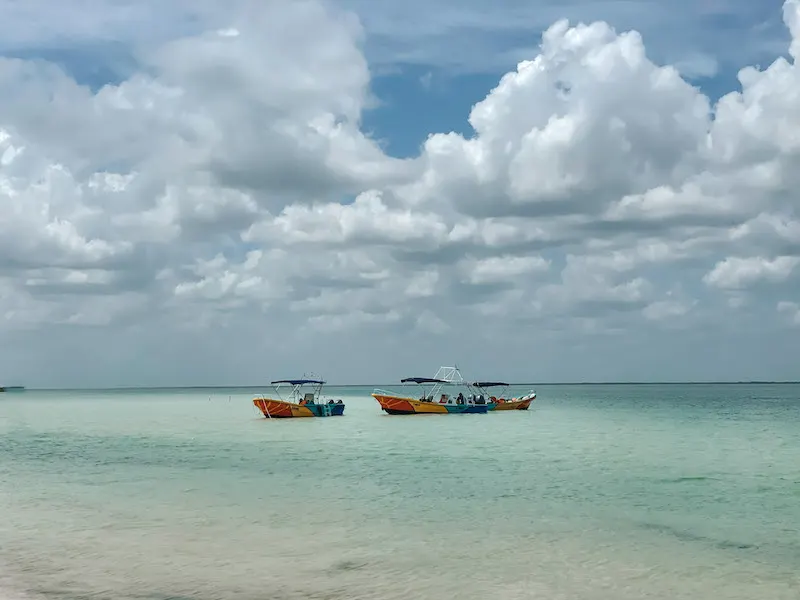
{"left": 456, "top": 392, "right": 464, "bottom": 404}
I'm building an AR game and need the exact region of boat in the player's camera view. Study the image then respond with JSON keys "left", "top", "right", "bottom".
{"left": 371, "top": 366, "right": 490, "bottom": 415}
{"left": 469, "top": 381, "right": 536, "bottom": 411}
{"left": 252, "top": 378, "right": 345, "bottom": 418}
{"left": 0, "top": 386, "right": 24, "bottom": 393}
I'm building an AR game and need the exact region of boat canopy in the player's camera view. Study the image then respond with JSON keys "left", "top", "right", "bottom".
{"left": 401, "top": 377, "right": 447, "bottom": 384}
{"left": 271, "top": 379, "right": 326, "bottom": 385}
{"left": 471, "top": 381, "right": 509, "bottom": 388}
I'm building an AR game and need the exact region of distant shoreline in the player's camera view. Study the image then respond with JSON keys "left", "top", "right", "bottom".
{"left": 13, "top": 381, "right": 800, "bottom": 392}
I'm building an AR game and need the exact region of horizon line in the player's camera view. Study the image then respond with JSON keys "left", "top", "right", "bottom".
{"left": 7, "top": 380, "right": 800, "bottom": 391}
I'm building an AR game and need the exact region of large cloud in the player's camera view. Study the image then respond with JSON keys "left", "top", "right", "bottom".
{"left": 1, "top": 0, "right": 800, "bottom": 385}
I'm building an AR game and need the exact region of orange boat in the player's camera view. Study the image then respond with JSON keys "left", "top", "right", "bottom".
{"left": 372, "top": 366, "right": 491, "bottom": 415}
{"left": 253, "top": 378, "right": 345, "bottom": 419}
{"left": 469, "top": 381, "right": 537, "bottom": 411}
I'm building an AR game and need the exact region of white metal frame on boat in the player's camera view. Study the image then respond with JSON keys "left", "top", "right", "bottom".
{"left": 433, "top": 365, "right": 464, "bottom": 385}
{"left": 374, "top": 365, "right": 469, "bottom": 403}
{"left": 255, "top": 372, "right": 326, "bottom": 404}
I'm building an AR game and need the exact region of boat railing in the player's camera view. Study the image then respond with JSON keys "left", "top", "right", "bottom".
{"left": 372, "top": 387, "right": 398, "bottom": 396}
{"left": 373, "top": 387, "right": 437, "bottom": 400}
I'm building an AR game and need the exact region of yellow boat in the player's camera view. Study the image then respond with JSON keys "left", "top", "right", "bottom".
{"left": 470, "top": 381, "right": 537, "bottom": 411}
{"left": 372, "top": 367, "right": 491, "bottom": 415}
{"left": 253, "top": 378, "right": 345, "bottom": 419}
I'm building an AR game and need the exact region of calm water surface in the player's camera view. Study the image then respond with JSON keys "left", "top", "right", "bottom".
{"left": 0, "top": 384, "right": 798, "bottom": 599}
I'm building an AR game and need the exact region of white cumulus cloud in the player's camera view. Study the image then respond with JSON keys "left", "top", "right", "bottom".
{"left": 2, "top": 0, "right": 800, "bottom": 385}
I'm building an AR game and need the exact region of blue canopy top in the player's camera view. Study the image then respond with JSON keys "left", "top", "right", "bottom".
{"left": 401, "top": 377, "right": 447, "bottom": 384}
{"left": 271, "top": 379, "right": 325, "bottom": 385}
{"left": 471, "top": 381, "right": 509, "bottom": 388}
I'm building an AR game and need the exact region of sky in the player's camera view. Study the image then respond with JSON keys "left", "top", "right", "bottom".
{"left": 1, "top": 0, "right": 799, "bottom": 387}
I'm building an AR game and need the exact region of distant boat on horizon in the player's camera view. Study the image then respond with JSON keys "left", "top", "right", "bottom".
{"left": 0, "top": 386, "right": 25, "bottom": 392}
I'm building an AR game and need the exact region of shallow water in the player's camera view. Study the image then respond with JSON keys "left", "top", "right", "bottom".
{"left": 1, "top": 384, "right": 798, "bottom": 599}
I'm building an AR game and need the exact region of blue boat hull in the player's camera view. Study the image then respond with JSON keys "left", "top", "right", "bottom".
{"left": 443, "top": 404, "right": 489, "bottom": 414}
{"left": 307, "top": 402, "right": 345, "bottom": 417}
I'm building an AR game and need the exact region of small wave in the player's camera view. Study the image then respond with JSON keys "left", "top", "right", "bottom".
{"left": 655, "top": 476, "right": 717, "bottom": 484}
{"left": 639, "top": 521, "right": 758, "bottom": 551}
{"left": 328, "top": 560, "right": 369, "bottom": 573}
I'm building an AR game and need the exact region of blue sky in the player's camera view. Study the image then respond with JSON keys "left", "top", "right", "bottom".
{"left": 356, "top": 0, "right": 790, "bottom": 156}
{"left": 1, "top": 0, "right": 790, "bottom": 158}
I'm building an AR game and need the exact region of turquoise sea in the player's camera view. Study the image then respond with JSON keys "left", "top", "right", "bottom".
{"left": 1, "top": 383, "right": 798, "bottom": 599}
